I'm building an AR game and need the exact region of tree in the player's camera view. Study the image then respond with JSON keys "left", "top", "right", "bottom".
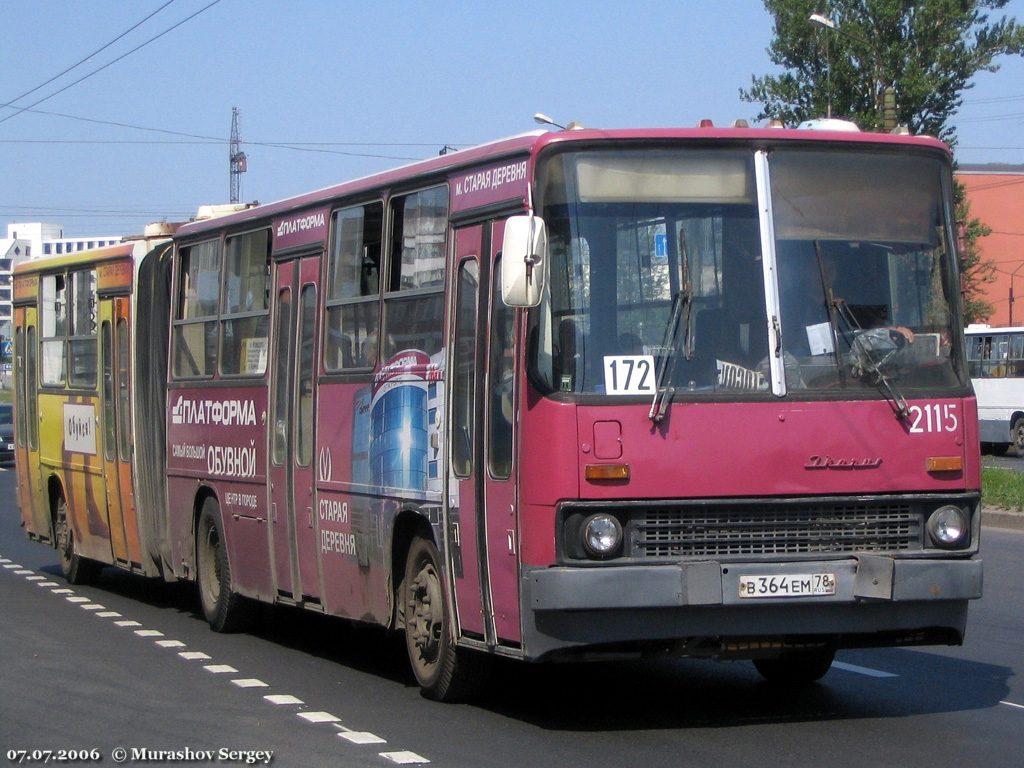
{"left": 742, "top": 0, "right": 1024, "bottom": 322}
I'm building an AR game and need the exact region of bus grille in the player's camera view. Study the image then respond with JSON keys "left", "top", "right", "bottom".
{"left": 632, "top": 502, "right": 920, "bottom": 559}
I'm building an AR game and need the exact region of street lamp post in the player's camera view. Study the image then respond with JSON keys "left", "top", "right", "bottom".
{"left": 808, "top": 12, "right": 895, "bottom": 130}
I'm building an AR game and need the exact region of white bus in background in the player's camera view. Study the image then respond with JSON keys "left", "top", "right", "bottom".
{"left": 965, "top": 324, "right": 1024, "bottom": 455}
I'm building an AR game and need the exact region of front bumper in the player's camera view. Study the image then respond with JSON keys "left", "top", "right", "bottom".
{"left": 520, "top": 556, "right": 982, "bottom": 660}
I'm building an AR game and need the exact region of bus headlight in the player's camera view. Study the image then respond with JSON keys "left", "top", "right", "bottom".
{"left": 927, "top": 505, "right": 969, "bottom": 548}
{"left": 582, "top": 514, "right": 623, "bottom": 558}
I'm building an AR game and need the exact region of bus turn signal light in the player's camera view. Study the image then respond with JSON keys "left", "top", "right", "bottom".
{"left": 585, "top": 464, "right": 630, "bottom": 481}
{"left": 926, "top": 456, "right": 962, "bottom": 473}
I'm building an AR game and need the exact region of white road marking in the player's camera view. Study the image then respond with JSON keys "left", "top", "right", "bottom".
{"left": 831, "top": 661, "right": 898, "bottom": 678}
{"left": 14, "top": 569, "right": 33, "bottom": 575}
{"left": 298, "top": 711, "right": 341, "bottom": 724}
{"left": 264, "top": 694, "right": 304, "bottom": 705}
{"left": 231, "top": 678, "right": 269, "bottom": 688}
{"left": 380, "top": 751, "right": 430, "bottom": 764}
{"left": 3, "top": 551, "right": 435, "bottom": 767}
{"left": 339, "top": 731, "right": 386, "bottom": 745}
{"left": 1001, "top": 700, "right": 1024, "bottom": 711}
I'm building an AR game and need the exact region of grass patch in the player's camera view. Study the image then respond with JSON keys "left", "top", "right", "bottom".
{"left": 982, "top": 466, "right": 1024, "bottom": 510}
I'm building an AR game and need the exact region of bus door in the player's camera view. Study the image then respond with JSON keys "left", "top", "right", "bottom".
{"left": 269, "top": 254, "right": 323, "bottom": 603}
{"left": 448, "top": 222, "right": 521, "bottom": 646}
{"left": 14, "top": 311, "right": 47, "bottom": 540}
{"left": 99, "top": 299, "right": 140, "bottom": 567}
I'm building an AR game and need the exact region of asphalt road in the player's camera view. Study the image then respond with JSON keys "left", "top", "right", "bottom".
{"left": 2, "top": 468, "right": 1023, "bottom": 768}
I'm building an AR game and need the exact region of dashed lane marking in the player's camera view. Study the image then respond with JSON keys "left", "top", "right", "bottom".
{"left": 265, "top": 694, "right": 304, "bottom": 705}
{"left": 204, "top": 664, "right": 239, "bottom": 674}
{"left": 831, "top": 661, "right": 899, "bottom": 678}
{"left": 3, "top": 555, "right": 433, "bottom": 765}
{"left": 339, "top": 731, "right": 387, "bottom": 745}
{"left": 298, "top": 711, "right": 341, "bottom": 724}
{"left": 380, "top": 751, "right": 430, "bottom": 765}
{"left": 232, "top": 678, "right": 269, "bottom": 689}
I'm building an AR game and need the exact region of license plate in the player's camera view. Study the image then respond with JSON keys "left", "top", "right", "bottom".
{"left": 738, "top": 573, "right": 836, "bottom": 599}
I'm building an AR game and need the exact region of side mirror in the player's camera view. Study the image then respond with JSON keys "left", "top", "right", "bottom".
{"left": 501, "top": 215, "right": 547, "bottom": 307}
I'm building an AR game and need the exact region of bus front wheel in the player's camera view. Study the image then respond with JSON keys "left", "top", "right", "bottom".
{"left": 196, "top": 498, "right": 253, "bottom": 633}
{"left": 753, "top": 647, "right": 835, "bottom": 686}
{"left": 403, "top": 537, "right": 488, "bottom": 701}
{"left": 1012, "top": 419, "right": 1024, "bottom": 455}
{"left": 54, "top": 494, "right": 99, "bottom": 585}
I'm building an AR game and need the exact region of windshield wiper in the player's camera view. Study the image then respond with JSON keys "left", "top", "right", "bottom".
{"left": 812, "top": 242, "right": 908, "bottom": 421}
{"left": 648, "top": 283, "right": 693, "bottom": 422}
{"left": 833, "top": 300, "right": 910, "bottom": 421}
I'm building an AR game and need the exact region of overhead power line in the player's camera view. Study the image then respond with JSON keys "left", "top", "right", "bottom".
{"left": 0, "top": 0, "right": 224, "bottom": 127}
{"left": 0, "top": 0, "right": 177, "bottom": 113}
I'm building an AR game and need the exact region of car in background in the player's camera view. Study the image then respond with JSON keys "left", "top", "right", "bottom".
{"left": 0, "top": 403, "right": 14, "bottom": 466}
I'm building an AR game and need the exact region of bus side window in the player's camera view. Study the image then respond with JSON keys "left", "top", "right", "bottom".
{"left": 382, "top": 187, "right": 447, "bottom": 360}
{"left": 325, "top": 202, "right": 382, "bottom": 371}
{"left": 221, "top": 229, "right": 270, "bottom": 376}
{"left": 173, "top": 240, "right": 220, "bottom": 378}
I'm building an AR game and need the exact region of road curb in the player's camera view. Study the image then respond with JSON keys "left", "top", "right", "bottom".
{"left": 982, "top": 507, "right": 1024, "bottom": 532}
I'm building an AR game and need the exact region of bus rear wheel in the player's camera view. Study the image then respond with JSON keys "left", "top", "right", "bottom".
{"left": 753, "top": 647, "right": 835, "bottom": 686}
{"left": 54, "top": 494, "right": 99, "bottom": 585}
{"left": 196, "top": 498, "right": 254, "bottom": 633}
{"left": 403, "top": 537, "right": 488, "bottom": 701}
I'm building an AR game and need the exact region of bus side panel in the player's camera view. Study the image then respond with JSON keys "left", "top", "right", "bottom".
{"left": 38, "top": 392, "right": 112, "bottom": 564}
{"left": 317, "top": 379, "right": 392, "bottom": 626}
{"left": 165, "top": 385, "right": 272, "bottom": 598}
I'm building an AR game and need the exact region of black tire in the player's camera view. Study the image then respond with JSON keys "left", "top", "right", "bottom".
{"left": 54, "top": 493, "right": 100, "bottom": 585}
{"left": 1012, "top": 419, "right": 1024, "bottom": 456}
{"left": 403, "top": 537, "right": 489, "bottom": 701}
{"left": 753, "top": 647, "right": 836, "bottom": 686}
{"left": 196, "top": 498, "right": 254, "bottom": 633}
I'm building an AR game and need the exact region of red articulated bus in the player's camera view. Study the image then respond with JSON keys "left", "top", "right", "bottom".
{"left": 16, "top": 121, "right": 982, "bottom": 701}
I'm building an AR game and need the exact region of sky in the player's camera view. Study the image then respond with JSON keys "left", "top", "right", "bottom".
{"left": 2, "top": 0, "right": 1024, "bottom": 238}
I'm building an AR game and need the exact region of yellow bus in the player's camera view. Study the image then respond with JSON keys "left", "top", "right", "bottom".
{"left": 13, "top": 235, "right": 174, "bottom": 583}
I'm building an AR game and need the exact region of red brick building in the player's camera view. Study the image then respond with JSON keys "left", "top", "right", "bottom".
{"left": 958, "top": 164, "right": 1024, "bottom": 326}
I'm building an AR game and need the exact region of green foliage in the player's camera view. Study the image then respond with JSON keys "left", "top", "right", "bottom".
{"left": 742, "top": 0, "right": 1024, "bottom": 325}
{"left": 743, "top": 0, "right": 1024, "bottom": 140}
{"left": 982, "top": 466, "right": 1024, "bottom": 510}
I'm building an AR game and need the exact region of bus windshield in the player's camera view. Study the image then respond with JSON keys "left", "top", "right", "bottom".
{"left": 531, "top": 146, "right": 965, "bottom": 398}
